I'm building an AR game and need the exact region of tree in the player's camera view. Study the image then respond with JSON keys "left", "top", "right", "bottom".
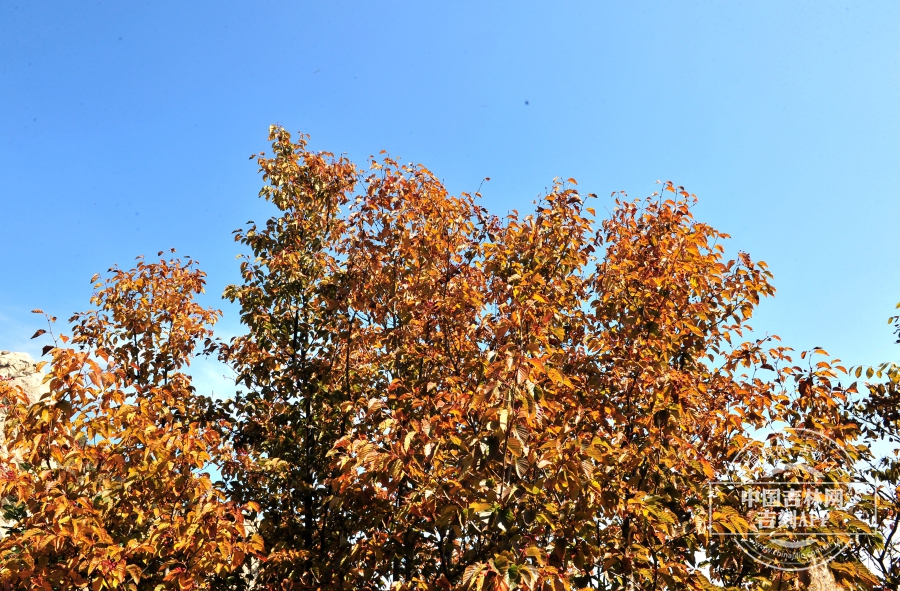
{"left": 215, "top": 127, "right": 881, "bottom": 590}
{"left": 842, "top": 304, "right": 900, "bottom": 589}
{"left": 2, "top": 126, "right": 891, "bottom": 590}
{"left": 214, "top": 131, "right": 360, "bottom": 588}
{"left": 0, "top": 254, "right": 261, "bottom": 590}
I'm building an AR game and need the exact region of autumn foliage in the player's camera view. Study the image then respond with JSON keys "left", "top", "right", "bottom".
{"left": 0, "top": 257, "right": 260, "bottom": 589}
{"left": 1, "top": 127, "right": 896, "bottom": 590}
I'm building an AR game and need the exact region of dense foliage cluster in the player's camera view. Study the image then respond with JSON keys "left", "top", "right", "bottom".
{"left": 0, "top": 127, "right": 897, "bottom": 590}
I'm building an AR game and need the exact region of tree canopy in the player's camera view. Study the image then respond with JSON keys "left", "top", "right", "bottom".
{"left": 1, "top": 127, "right": 896, "bottom": 590}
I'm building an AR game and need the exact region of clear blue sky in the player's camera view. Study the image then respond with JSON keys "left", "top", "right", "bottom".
{"left": 2, "top": 1, "right": 899, "bottom": 394}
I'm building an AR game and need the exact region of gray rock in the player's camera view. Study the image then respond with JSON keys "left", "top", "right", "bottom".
{"left": 0, "top": 350, "right": 48, "bottom": 406}
{"left": 808, "top": 563, "right": 843, "bottom": 590}
{"left": 0, "top": 350, "right": 48, "bottom": 536}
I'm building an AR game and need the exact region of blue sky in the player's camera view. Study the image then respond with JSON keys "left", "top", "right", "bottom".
{"left": 2, "top": 1, "right": 899, "bottom": 395}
